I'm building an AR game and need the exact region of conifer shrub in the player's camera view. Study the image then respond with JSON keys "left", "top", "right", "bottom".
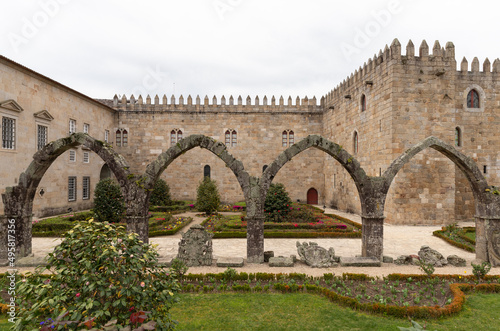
{"left": 150, "top": 178, "right": 172, "bottom": 206}
{"left": 14, "top": 220, "right": 180, "bottom": 330}
{"left": 92, "top": 178, "right": 125, "bottom": 223}
{"left": 264, "top": 183, "right": 292, "bottom": 222}
{"left": 196, "top": 177, "right": 221, "bottom": 214}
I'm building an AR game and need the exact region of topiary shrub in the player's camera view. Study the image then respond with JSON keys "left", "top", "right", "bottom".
{"left": 14, "top": 220, "right": 180, "bottom": 330}
{"left": 150, "top": 178, "right": 172, "bottom": 206}
{"left": 264, "top": 183, "right": 292, "bottom": 222}
{"left": 92, "top": 178, "right": 125, "bottom": 223}
{"left": 196, "top": 177, "right": 221, "bottom": 215}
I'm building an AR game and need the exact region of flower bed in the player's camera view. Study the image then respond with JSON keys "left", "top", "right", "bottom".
{"left": 201, "top": 205, "right": 361, "bottom": 238}
{"left": 433, "top": 225, "right": 475, "bottom": 252}
{"left": 177, "top": 271, "right": 500, "bottom": 319}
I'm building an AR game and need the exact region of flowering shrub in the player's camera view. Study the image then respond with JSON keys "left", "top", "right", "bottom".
{"left": 92, "top": 178, "right": 125, "bottom": 223}
{"left": 14, "top": 220, "right": 180, "bottom": 330}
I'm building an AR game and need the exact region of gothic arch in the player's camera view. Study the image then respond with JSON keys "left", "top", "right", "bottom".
{"left": 262, "top": 134, "right": 369, "bottom": 210}
{"left": 144, "top": 134, "right": 251, "bottom": 204}
{"left": 2, "top": 133, "right": 132, "bottom": 258}
{"left": 383, "top": 136, "right": 489, "bottom": 210}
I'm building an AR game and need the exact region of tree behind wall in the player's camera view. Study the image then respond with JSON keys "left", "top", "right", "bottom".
{"left": 92, "top": 178, "right": 125, "bottom": 223}
{"left": 196, "top": 177, "right": 220, "bottom": 214}
{"left": 150, "top": 178, "right": 172, "bottom": 206}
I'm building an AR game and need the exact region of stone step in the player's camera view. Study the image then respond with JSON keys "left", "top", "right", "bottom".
{"left": 269, "top": 256, "right": 294, "bottom": 267}
{"left": 339, "top": 256, "right": 381, "bottom": 267}
{"left": 216, "top": 257, "right": 244, "bottom": 268}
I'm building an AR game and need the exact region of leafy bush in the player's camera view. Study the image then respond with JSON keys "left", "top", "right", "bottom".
{"left": 264, "top": 183, "right": 292, "bottom": 222}
{"left": 92, "top": 179, "right": 125, "bottom": 223}
{"left": 471, "top": 261, "right": 492, "bottom": 282}
{"left": 14, "top": 220, "right": 180, "bottom": 330}
{"left": 196, "top": 177, "right": 220, "bottom": 214}
{"left": 416, "top": 260, "right": 435, "bottom": 276}
{"left": 150, "top": 178, "right": 172, "bottom": 206}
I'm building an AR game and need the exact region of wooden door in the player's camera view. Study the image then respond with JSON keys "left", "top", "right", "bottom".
{"left": 307, "top": 188, "right": 318, "bottom": 205}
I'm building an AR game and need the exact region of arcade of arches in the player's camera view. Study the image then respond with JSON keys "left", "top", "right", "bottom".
{"left": 2, "top": 134, "right": 500, "bottom": 266}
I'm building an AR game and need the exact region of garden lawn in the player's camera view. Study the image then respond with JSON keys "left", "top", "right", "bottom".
{"left": 433, "top": 225, "right": 476, "bottom": 252}
{"left": 170, "top": 292, "right": 500, "bottom": 331}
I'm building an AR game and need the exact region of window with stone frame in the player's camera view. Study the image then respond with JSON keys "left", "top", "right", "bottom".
{"left": 37, "top": 124, "right": 48, "bottom": 150}
{"left": 353, "top": 131, "right": 359, "bottom": 154}
{"left": 361, "top": 94, "right": 367, "bottom": 112}
{"left": 122, "top": 129, "right": 128, "bottom": 146}
{"left": 83, "top": 151, "right": 90, "bottom": 163}
{"left": 2, "top": 116, "right": 16, "bottom": 150}
{"left": 467, "top": 89, "right": 480, "bottom": 108}
{"left": 69, "top": 149, "right": 76, "bottom": 162}
{"left": 171, "top": 129, "right": 183, "bottom": 145}
{"left": 105, "top": 130, "right": 109, "bottom": 143}
{"left": 116, "top": 129, "right": 122, "bottom": 146}
{"left": 82, "top": 176, "right": 90, "bottom": 200}
{"left": 83, "top": 123, "right": 89, "bottom": 134}
{"left": 204, "top": 165, "right": 211, "bottom": 178}
{"left": 68, "top": 176, "right": 77, "bottom": 201}
{"left": 225, "top": 129, "right": 237, "bottom": 147}
{"left": 282, "top": 130, "right": 294, "bottom": 147}
{"left": 69, "top": 119, "right": 76, "bottom": 134}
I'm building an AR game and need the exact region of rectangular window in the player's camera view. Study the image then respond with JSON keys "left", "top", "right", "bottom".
{"left": 83, "top": 151, "right": 89, "bottom": 163}
{"left": 68, "top": 176, "right": 77, "bottom": 201}
{"left": 37, "top": 125, "right": 48, "bottom": 150}
{"left": 69, "top": 119, "right": 76, "bottom": 134}
{"left": 69, "top": 150, "right": 76, "bottom": 162}
{"left": 2, "top": 116, "right": 16, "bottom": 149}
{"left": 83, "top": 123, "right": 89, "bottom": 134}
{"left": 82, "top": 176, "right": 90, "bottom": 200}
{"left": 105, "top": 130, "right": 109, "bottom": 143}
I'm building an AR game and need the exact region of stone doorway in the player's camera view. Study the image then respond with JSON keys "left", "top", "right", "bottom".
{"left": 307, "top": 188, "right": 318, "bottom": 204}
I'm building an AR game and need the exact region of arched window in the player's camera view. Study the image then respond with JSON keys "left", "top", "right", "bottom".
{"left": 204, "top": 165, "right": 211, "bottom": 178}
{"left": 282, "top": 130, "right": 294, "bottom": 147}
{"left": 170, "top": 130, "right": 176, "bottom": 145}
{"left": 467, "top": 89, "right": 480, "bottom": 108}
{"left": 455, "top": 127, "right": 462, "bottom": 147}
{"left": 225, "top": 129, "right": 237, "bottom": 147}
{"left": 361, "top": 94, "right": 366, "bottom": 112}
{"left": 122, "top": 129, "right": 128, "bottom": 147}
{"left": 116, "top": 129, "right": 122, "bottom": 146}
{"left": 170, "top": 129, "right": 183, "bottom": 145}
{"left": 353, "top": 131, "right": 359, "bottom": 154}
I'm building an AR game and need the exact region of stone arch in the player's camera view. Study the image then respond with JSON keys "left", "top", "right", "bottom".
{"left": 144, "top": 134, "right": 251, "bottom": 204}
{"left": 383, "top": 136, "right": 488, "bottom": 209}
{"left": 262, "top": 134, "right": 369, "bottom": 212}
{"left": 1, "top": 133, "right": 132, "bottom": 258}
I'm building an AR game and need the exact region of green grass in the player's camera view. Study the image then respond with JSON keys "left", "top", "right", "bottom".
{"left": 171, "top": 292, "right": 500, "bottom": 331}
{"left": 0, "top": 317, "right": 10, "bottom": 331}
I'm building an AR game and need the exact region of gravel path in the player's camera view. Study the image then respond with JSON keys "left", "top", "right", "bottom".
{"left": 3, "top": 208, "right": 498, "bottom": 278}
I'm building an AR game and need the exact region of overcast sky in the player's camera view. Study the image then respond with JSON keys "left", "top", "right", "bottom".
{"left": 1, "top": 0, "right": 499, "bottom": 101}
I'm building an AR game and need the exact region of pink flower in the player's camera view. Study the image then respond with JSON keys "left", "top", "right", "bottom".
{"left": 129, "top": 307, "right": 135, "bottom": 312}
{"left": 140, "top": 282, "right": 145, "bottom": 287}
{"left": 76, "top": 293, "right": 81, "bottom": 298}
{"left": 294, "top": 224, "right": 298, "bottom": 227}
{"left": 109, "top": 284, "right": 113, "bottom": 288}
{"left": 85, "top": 281, "right": 90, "bottom": 286}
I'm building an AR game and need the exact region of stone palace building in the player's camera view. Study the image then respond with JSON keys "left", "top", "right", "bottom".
{"left": 1, "top": 39, "right": 499, "bottom": 227}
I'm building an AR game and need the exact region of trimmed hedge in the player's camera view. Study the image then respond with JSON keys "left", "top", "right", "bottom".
{"left": 433, "top": 230, "right": 475, "bottom": 252}
{"left": 210, "top": 231, "right": 361, "bottom": 239}
{"left": 324, "top": 213, "right": 362, "bottom": 229}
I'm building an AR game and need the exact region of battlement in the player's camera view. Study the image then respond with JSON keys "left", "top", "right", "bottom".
{"left": 324, "top": 39, "right": 500, "bottom": 104}
{"left": 113, "top": 94, "right": 323, "bottom": 113}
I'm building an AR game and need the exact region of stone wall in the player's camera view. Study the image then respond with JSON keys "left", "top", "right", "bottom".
{"left": 114, "top": 109, "right": 326, "bottom": 204}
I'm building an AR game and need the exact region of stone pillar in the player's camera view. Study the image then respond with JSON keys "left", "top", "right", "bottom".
{"left": 475, "top": 216, "right": 488, "bottom": 262}
{"left": 246, "top": 216, "right": 264, "bottom": 263}
{"left": 0, "top": 214, "right": 33, "bottom": 260}
{"left": 126, "top": 215, "right": 149, "bottom": 244}
{"left": 361, "top": 216, "right": 384, "bottom": 260}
